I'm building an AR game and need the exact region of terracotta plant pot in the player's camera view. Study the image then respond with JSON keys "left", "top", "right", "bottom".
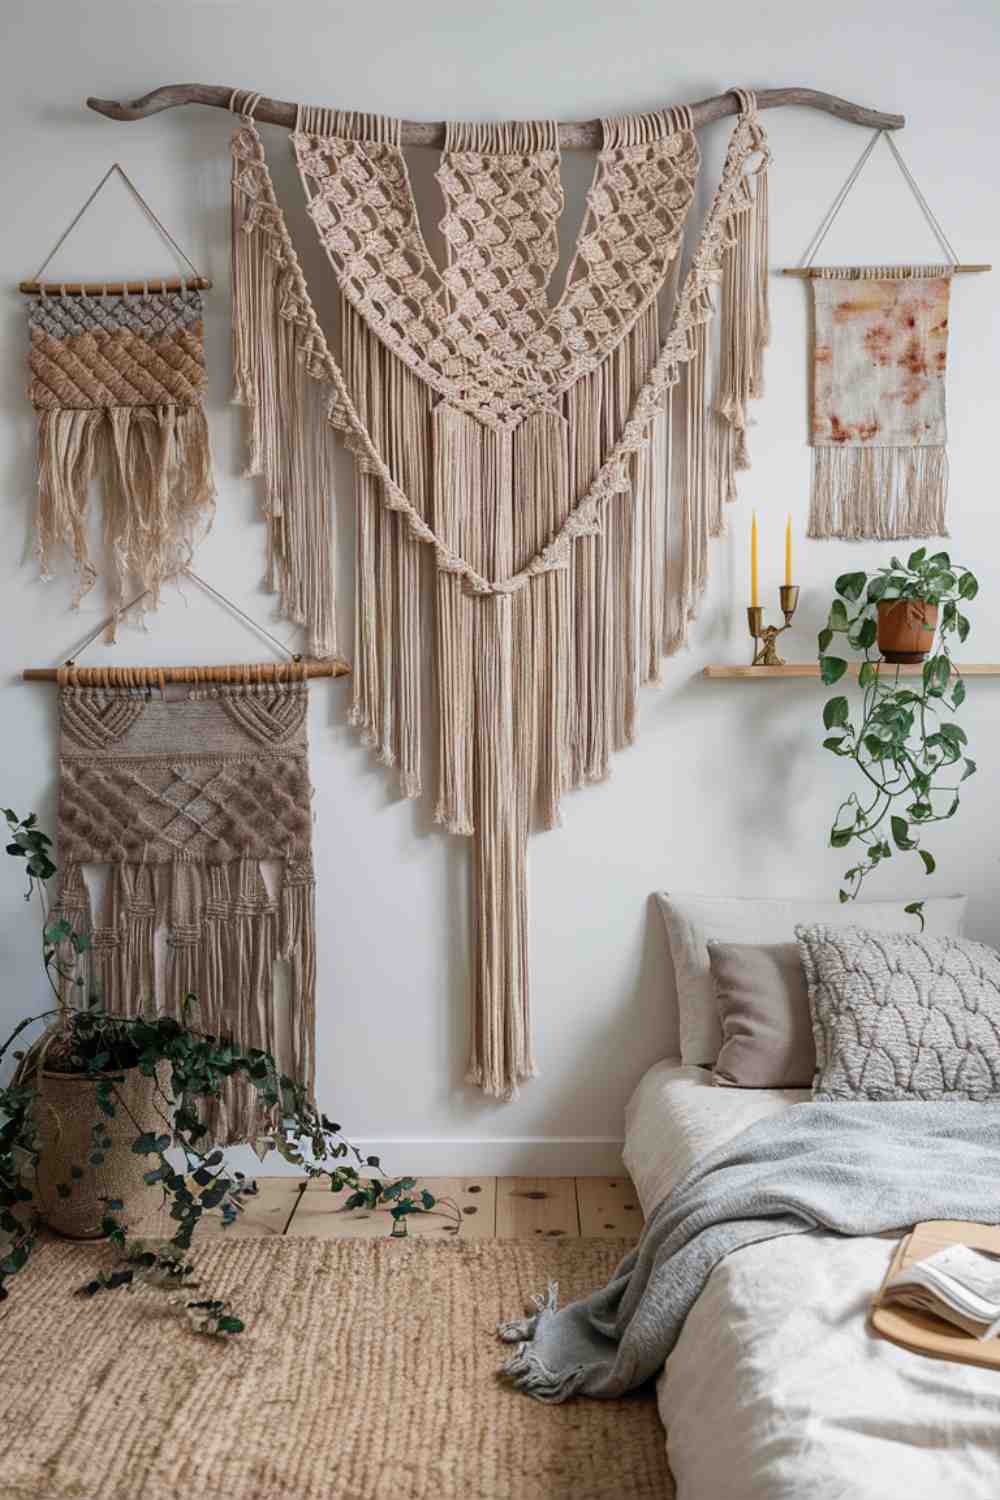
{"left": 877, "top": 598, "right": 940, "bottom": 665}
{"left": 33, "top": 1061, "right": 172, "bottom": 1239}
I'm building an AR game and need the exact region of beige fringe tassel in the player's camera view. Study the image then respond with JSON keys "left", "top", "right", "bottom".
{"left": 231, "top": 167, "right": 339, "bottom": 659}
{"left": 51, "top": 853, "right": 313, "bottom": 1147}
{"left": 663, "top": 139, "right": 769, "bottom": 655}
{"left": 342, "top": 299, "right": 429, "bottom": 798}
{"left": 35, "top": 404, "right": 213, "bottom": 611}
{"left": 712, "top": 151, "right": 769, "bottom": 522}
{"left": 810, "top": 445, "right": 949, "bottom": 540}
{"left": 434, "top": 306, "right": 662, "bottom": 1096}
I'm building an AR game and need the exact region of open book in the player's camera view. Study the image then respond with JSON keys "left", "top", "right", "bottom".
{"left": 882, "top": 1243, "right": 1000, "bottom": 1340}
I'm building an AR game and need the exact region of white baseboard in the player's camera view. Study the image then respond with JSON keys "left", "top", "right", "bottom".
{"left": 223, "top": 1138, "right": 626, "bottom": 1178}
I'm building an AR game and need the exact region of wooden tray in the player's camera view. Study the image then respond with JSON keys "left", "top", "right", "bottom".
{"left": 871, "top": 1221, "right": 1000, "bottom": 1370}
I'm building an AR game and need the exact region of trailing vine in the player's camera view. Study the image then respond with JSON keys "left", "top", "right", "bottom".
{"left": 0, "top": 814, "right": 458, "bottom": 1332}
{"left": 817, "top": 550, "right": 978, "bottom": 913}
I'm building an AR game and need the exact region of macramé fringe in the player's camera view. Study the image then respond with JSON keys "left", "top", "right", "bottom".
{"left": 230, "top": 97, "right": 771, "bottom": 1101}
{"left": 809, "top": 444, "right": 949, "bottom": 540}
{"left": 35, "top": 404, "right": 214, "bottom": 614}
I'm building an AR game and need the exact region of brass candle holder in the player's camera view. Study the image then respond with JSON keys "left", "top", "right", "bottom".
{"left": 748, "top": 586, "right": 800, "bottom": 665}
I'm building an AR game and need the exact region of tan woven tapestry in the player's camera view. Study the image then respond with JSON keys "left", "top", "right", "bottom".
{"left": 28, "top": 288, "right": 215, "bottom": 614}
{"left": 52, "top": 680, "right": 315, "bottom": 1143}
{"left": 809, "top": 266, "right": 953, "bottom": 538}
{"left": 229, "top": 89, "right": 771, "bottom": 1097}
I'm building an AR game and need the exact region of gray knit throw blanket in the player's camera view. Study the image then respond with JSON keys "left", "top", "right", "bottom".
{"left": 499, "top": 1101, "right": 1000, "bottom": 1401}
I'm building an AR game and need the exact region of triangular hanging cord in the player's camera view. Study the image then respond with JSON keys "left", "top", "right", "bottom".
{"left": 19, "top": 163, "right": 210, "bottom": 293}
{"left": 783, "top": 130, "right": 988, "bottom": 275}
{"left": 21, "top": 570, "right": 351, "bottom": 685}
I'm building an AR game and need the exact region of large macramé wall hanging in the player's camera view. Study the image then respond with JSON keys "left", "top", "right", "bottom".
{"left": 49, "top": 667, "right": 318, "bottom": 1143}
{"left": 22, "top": 165, "right": 216, "bottom": 618}
{"left": 788, "top": 129, "right": 985, "bottom": 541}
{"left": 227, "top": 87, "right": 771, "bottom": 1097}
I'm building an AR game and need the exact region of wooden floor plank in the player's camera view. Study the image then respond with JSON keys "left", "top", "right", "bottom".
{"left": 133, "top": 1176, "right": 302, "bottom": 1240}
{"left": 30, "top": 1172, "right": 644, "bottom": 1245}
{"left": 576, "top": 1176, "right": 644, "bottom": 1238}
{"left": 496, "top": 1177, "right": 579, "bottom": 1239}
{"left": 286, "top": 1176, "right": 494, "bottom": 1240}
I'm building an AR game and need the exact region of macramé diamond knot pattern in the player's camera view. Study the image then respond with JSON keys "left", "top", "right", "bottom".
{"left": 53, "top": 683, "right": 317, "bottom": 1144}
{"left": 291, "top": 124, "right": 699, "bottom": 427}
{"left": 231, "top": 96, "right": 770, "bottom": 1099}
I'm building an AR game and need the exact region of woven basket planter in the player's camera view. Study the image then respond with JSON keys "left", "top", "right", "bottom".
{"left": 33, "top": 1061, "right": 172, "bottom": 1239}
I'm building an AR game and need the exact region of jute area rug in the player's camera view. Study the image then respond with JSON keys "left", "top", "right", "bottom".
{"left": 0, "top": 1234, "right": 674, "bottom": 1500}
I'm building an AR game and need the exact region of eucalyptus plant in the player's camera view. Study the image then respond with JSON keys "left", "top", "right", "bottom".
{"left": 817, "top": 549, "right": 978, "bottom": 914}
{"left": 0, "top": 812, "right": 456, "bottom": 1332}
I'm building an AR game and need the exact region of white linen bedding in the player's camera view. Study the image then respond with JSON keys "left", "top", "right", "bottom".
{"left": 623, "top": 1060, "right": 1000, "bottom": 1500}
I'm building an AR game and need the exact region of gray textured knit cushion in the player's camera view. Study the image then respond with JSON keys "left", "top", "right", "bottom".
{"left": 796, "top": 924, "right": 1000, "bottom": 1102}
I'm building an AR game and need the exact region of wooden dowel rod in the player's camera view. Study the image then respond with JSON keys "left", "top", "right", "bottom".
{"left": 18, "top": 276, "right": 213, "bottom": 296}
{"left": 86, "top": 84, "right": 906, "bottom": 140}
{"left": 22, "top": 658, "right": 351, "bottom": 685}
{"left": 782, "top": 265, "right": 991, "bottom": 277}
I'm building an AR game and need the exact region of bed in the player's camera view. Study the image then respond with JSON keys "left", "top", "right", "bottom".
{"left": 623, "top": 1060, "right": 1000, "bottom": 1500}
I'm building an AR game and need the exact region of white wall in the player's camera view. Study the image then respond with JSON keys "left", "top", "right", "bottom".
{"left": 3, "top": 0, "right": 999, "bottom": 1174}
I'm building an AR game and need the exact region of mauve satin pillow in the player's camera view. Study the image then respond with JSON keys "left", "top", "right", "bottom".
{"left": 708, "top": 940, "right": 816, "bottom": 1089}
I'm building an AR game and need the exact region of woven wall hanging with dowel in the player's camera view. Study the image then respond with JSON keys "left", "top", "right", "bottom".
{"left": 21, "top": 164, "right": 216, "bottom": 620}
{"left": 22, "top": 573, "right": 350, "bottom": 1144}
{"left": 784, "top": 131, "right": 990, "bottom": 541}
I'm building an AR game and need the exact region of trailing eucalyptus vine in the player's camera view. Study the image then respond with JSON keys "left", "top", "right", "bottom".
{"left": 817, "top": 550, "right": 978, "bottom": 913}
{"left": 0, "top": 813, "right": 457, "bottom": 1333}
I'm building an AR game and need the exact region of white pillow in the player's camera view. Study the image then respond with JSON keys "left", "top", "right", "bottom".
{"left": 655, "top": 893, "right": 968, "bottom": 1067}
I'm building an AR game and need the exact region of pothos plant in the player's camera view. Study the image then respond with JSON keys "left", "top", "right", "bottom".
{"left": 0, "top": 811, "right": 458, "bottom": 1333}
{"left": 817, "top": 550, "right": 978, "bottom": 916}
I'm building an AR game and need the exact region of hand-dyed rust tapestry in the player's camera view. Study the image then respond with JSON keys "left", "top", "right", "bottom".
{"left": 809, "top": 266, "right": 953, "bottom": 539}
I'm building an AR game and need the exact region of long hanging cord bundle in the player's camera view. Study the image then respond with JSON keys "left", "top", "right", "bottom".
{"left": 229, "top": 89, "right": 771, "bottom": 1098}
{"left": 25, "top": 164, "right": 217, "bottom": 617}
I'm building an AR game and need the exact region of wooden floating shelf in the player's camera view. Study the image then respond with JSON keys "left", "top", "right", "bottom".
{"left": 703, "top": 663, "right": 1000, "bottom": 679}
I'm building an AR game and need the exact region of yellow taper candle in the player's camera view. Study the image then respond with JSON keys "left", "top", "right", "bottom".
{"left": 751, "top": 511, "right": 759, "bottom": 607}
{"left": 785, "top": 514, "right": 792, "bottom": 587}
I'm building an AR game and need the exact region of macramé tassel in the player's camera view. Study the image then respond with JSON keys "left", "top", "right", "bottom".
{"left": 810, "top": 445, "right": 949, "bottom": 540}
{"left": 231, "top": 152, "right": 338, "bottom": 658}
{"left": 342, "top": 299, "right": 427, "bottom": 797}
{"left": 35, "top": 405, "right": 213, "bottom": 614}
{"left": 711, "top": 161, "right": 770, "bottom": 526}
{"left": 468, "top": 593, "right": 534, "bottom": 1098}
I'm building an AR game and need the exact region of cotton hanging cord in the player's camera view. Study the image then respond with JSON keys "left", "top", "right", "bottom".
{"left": 181, "top": 570, "right": 302, "bottom": 660}
{"left": 796, "top": 129, "right": 960, "bottom": 269}
{"left": 53, "top": 570, "right": 304, "bottom": 672}
{"left": 797, "top": 130, "right": 883, "bottom": 268}
{"left": 62, "top": 586, "right": 155, "bottom": 660}
{"left": 30, "top": 163, "right": 205, "bottom": 286}
{"left": 882, "top": 133, "right": 960, "bottom": 266}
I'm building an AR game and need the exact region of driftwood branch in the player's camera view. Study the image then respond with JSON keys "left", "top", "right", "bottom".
{"left": 86, "top": 84, "right": 905, "bottom": 144}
